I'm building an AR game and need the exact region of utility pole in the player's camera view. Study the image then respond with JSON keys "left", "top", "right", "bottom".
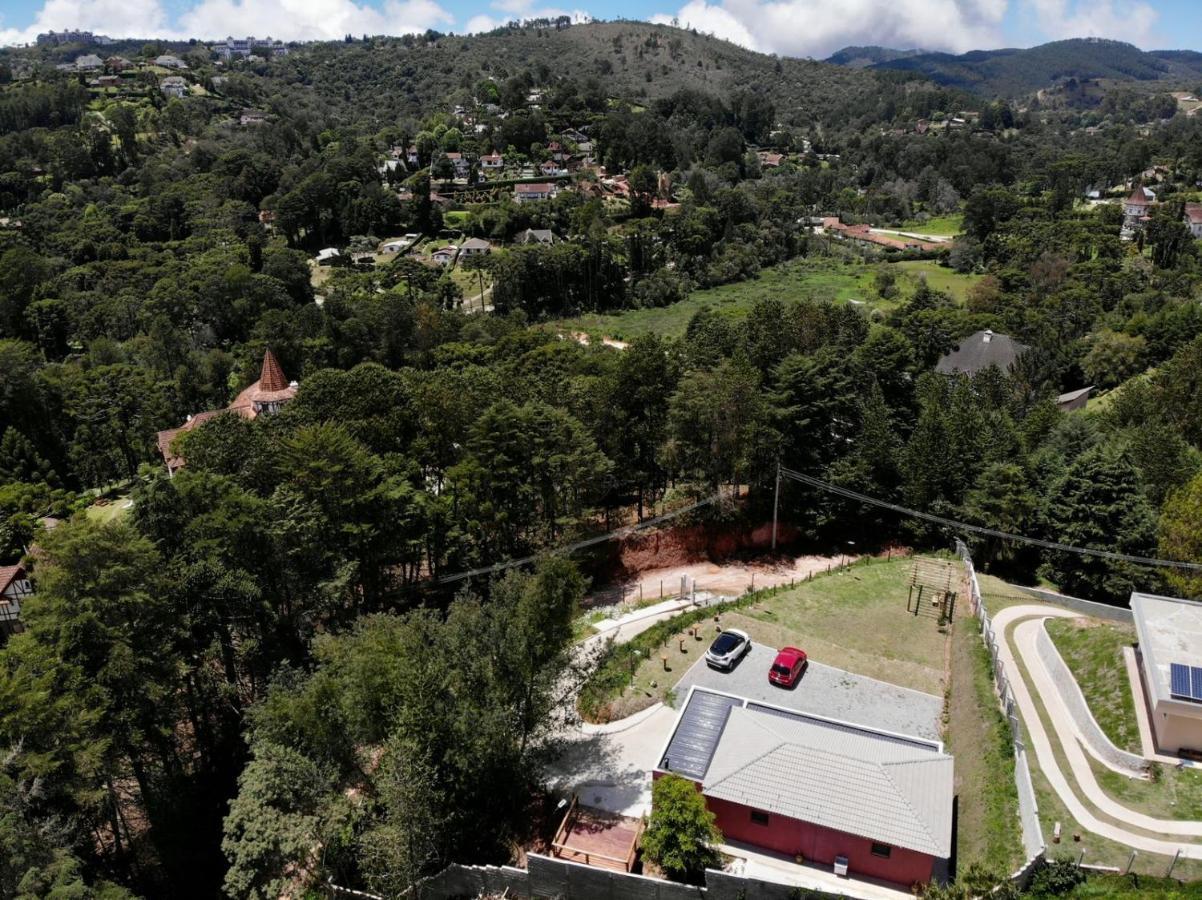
{"left": 771, "top": 460, "right": 781, "bottom": 552}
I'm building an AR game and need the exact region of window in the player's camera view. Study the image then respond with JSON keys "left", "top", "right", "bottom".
{"left": 750, "top": 810, "right": 770, "bottom": 826}
{"left": 871, "top": 842, "right": 892, "bottom": 859}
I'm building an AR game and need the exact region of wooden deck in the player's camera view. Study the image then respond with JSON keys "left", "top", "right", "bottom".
{"left": 551, "top": 797, "right": 643, "bottom": 873}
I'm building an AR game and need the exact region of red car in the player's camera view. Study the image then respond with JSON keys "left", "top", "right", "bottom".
{"left": 769, "top": 647, "right": 808, "bottom": 687}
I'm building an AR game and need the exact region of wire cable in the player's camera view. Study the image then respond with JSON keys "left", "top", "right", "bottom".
{"left": 436, "top": 490, "right": 727, "bottom": 585}
{"left": 779, "top": 466, "right": 1202, "bottom": 572}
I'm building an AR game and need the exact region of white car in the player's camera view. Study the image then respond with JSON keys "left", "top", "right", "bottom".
{"left": 705, "top": 629, "right": 751, "bottom": 671}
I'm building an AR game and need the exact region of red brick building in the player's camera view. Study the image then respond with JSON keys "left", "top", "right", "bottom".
{"left": 654, "top": 688, "right": 953, "bottom": 889}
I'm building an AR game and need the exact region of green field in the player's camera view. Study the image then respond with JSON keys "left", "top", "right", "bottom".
{"left": 86, "top": 495, "right": 132, "bottom": 525}
{"left": 898, "top": 213, "right": 963, "bottom": 236}
{"left": 557, "top": 256, "right": 981, "bottom": 341}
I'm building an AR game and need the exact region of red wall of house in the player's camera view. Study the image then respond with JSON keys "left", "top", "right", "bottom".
{"left": 705, "top": 796, "right": 937, "bottom": 887}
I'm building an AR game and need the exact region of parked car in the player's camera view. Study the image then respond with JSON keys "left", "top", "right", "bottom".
{"left": 705, "top": 629, "right": 751, "bottom": 671}
{"left": 769, "top": 647, "right": 808, "bottom": 688}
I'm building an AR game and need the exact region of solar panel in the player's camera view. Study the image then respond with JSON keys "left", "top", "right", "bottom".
{"left": 1172, "top": 662, "right": 1192, "bottom": 699}
{"left": 1170, "top": 662, "right": 1202, "bottom": 703}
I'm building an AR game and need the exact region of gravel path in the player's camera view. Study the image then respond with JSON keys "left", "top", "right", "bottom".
{"left": 671, "top": 643, "right": 944, "bottom": 742}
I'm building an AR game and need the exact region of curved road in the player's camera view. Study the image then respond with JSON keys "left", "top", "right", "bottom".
{"left": 995, "top": 604, "right": 1202, "bottom": 855}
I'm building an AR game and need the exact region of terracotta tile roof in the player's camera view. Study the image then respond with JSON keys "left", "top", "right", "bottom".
{"left": 0, "top": 564, "right": 24, "bottom": 595}
{"left": 1126, "top": 184, "right": 1152, "bottom": 206}
{"left": 258, "top": 349, "right": 289, "bottom": 392}
{"left": 156, "top": 409, "right": 224, "bottom": 471}
{"left": 1186, "top": 202, "right": 1202, "bottom": 225}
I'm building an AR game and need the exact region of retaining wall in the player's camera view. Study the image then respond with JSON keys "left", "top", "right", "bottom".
{"left": 1015, "top": 586, "right": 1133, "bottom": 624}
{"left": 1033, "top": 624, "right": 1148, "bottom": 778}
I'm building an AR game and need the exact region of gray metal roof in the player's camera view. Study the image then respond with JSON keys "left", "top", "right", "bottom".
{"left": 704, "top": 706, "right": 954, "bottom": 858}
{"left": 659, "top": 690, "right": 742, "bottom": 780}
{"left": 935, "top": 329, "right": 1028, "bottom": 377}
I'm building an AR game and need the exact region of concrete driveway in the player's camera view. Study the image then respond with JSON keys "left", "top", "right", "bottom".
{"left": 672, "top": 643, "right": 944, "bottom": 742}
{"left": 546, "top": 704, "right": 677, "bottom": 818}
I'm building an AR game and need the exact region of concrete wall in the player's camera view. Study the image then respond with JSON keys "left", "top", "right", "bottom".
{"left": 529, "top": 854, "right": 703, "bottom": 900}
{"left": 1033, "top": 625, "right": 1148, "bottom": 777}
{"left": 706, "top": 796, "right": 935, "bottom": 887}
{"left": 1150, "top": 707, "right": 1202, "bottom": 755}
{"left": 1015, "top": 586, "right": 1133, "bottom": 624}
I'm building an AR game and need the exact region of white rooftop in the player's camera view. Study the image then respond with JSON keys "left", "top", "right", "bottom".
{"left": 1132, "top": 592, "right": 1202, "bottom": 709}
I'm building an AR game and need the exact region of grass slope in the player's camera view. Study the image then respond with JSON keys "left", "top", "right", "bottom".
{"left": 558, "top": 256, "right": 980, "bottom": 340}
{"left": 1044, "top": 617, "right": 1141, "bottom": 754}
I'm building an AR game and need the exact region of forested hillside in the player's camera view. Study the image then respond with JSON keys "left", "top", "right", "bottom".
{"left": 847, "top": 38, "right": 1202, "bottom": 97}
{"left": 2, "top": 18, "right": 1202, "bottom": 900}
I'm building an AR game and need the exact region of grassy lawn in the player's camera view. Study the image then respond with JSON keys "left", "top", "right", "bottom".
{"left": 948, "top": 606, "right": 1023, "bottom": 875}
{"left": 556, "top": 256, "right": 980, "bottom": 341}
{"left": 893, "top": 260, "right": 980, "bottom": 302}
{"left": 581, "top": 556, "right": 951, "bottom": 721}
{"left": 86, "top": 495, "right": 131, "bottom": 525}
{"left": 1045, "top": 617, "right": 1141, "bottom": 753}
{"left": 898, "top": 213, "right": 963, "bottom": 236}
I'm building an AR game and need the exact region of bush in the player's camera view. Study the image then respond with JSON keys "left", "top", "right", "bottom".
{"left": 1027, "top": 857, "right": 1086, "bottom": 896}
{"left": 642, "top": 774, "right": 721, "bottom": 883}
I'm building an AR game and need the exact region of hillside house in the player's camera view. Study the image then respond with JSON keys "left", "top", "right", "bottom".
{"left": 1122, "top": 184, "right": 1155, "bottom": 240}
{"left": 1185, "top": 203, "right": 1202, "bottom": 238}
{"left": 240, "top": 108, "right": 267, "bottom": 126}
{"left": 516, "top": 228, "right": 557, "bottom": 245}
{"left": 444, "top": 151, "right": 469, "bottom": 178}
{"left": 431, "top": 246, "right": 458, "bottom": 265}
{"left": 156, "top": 350, "right": 298, "bottom": 475}
{"left": 757, "top": 150, "right": 784, "bottom": 168}
{"left": 105, "top": 56, "right": 133, "bottom": 71}
{"left": 75, "top": 54, "right": 104, "bottom": 70}
{"left": 155, "top": 54, "right": 188, "bottom": 69}
{"left": 935, "top": 329, "right": 1028, "bottom": 376}
{"left": 0, "top": 564, "right": 31, "bottom": 637}
{"left": 656, "top": 688, "right": 953, "bottom": 888}
{"left": 514, "top": 182, "right": 556, "bottom": 203}
{"left": 1055, "top": 386, "right": 1093, "bottom": 412}
{"left": 481, "top": 151, "right": 504, "bottom": 171}
{"left": 160, "top": 76, "right": 188, "bottom": 98}
{"left": 459, "top": 237, "right": 492, "bottom": 257}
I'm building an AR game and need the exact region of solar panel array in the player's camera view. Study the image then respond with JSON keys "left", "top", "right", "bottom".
{"left": 1169, "top": 662, "right": 1202, "bottom": 703}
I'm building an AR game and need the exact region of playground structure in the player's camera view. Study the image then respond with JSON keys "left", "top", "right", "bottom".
{"left": 907, "top": 557, "right": 957, "bottom": 623}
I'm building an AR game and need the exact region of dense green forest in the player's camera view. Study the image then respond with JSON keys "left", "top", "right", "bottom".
{"left": 3, "top": 19, "right": 1202, "bottom": 899}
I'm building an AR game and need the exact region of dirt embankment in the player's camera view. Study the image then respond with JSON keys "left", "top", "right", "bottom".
{"left": 610, "top": 520, "right": 802, "bottom": 576}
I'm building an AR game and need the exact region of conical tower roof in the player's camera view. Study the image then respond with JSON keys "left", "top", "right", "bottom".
{"left": 259, "top": 348, "right": 289, "bottom": 392}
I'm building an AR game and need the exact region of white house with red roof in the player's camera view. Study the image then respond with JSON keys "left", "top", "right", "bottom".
{"left": 0, "top": 564, "right": 31, "bottom": 636}
{"left": 481, "top": 151, "right": 504, "bottom": 171}
{"left": 1185, "top": 202, "right": 1202, "bottom": 238}
{"left": 156, "top": 349, "right": 298, "bottom": 474}
{"left": 514, "top": 182, "right": 557, "bottom": 203}
{"left": 1122, "top": 183, "right": 1156, "bottom": 240}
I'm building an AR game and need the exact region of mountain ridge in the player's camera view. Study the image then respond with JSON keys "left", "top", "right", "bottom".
{"left": 827, "top": 37, "right": 1202, "bottom": 96}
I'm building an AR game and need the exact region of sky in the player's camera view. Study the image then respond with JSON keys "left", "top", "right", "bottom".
{"left": 0, "top": 0, "right": 1198, "bottom": 58}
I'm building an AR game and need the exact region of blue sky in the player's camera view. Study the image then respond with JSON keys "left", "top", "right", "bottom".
{"left": 1, "top": 0, "right": 1198, "bottom": 57}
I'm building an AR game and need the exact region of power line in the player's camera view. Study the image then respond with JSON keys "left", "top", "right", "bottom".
{"left": 436, "top": 489, "right": 728, "bottom": 585}
{"left": 778, "top": 465, "right": 1202, "bottom": 572}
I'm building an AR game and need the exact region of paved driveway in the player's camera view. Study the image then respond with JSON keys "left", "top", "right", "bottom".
{"left": 672, "top": 643, "right": 944, "bottom": 742}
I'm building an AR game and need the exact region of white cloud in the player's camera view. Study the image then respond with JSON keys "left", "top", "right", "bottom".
{"left": 0, "top": 0, "right": 453, "bottom": 45}
{"left": 1022, "top": 0, "right": 1158, "bottom": 47}
{"left": 651, "top": 0, "right": 1007, "bottom": 57}
{"left": 650, "top": 2, "right": 759, "bottom": 50}
{"left": 179, "top": 0, "right": 452, "bottom": 41}
{"left": 0, "top": 0, "right": 173, "bottom": 45}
